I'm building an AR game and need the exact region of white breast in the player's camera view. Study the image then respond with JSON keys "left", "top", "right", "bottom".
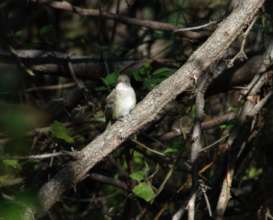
{"left": 114, "top": 83, "right": 136, "bottom": 119}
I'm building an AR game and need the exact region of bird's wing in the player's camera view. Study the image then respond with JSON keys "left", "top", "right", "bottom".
{"left": 105, "top": 88, "right": 116, "bottom": 122}
{"left": 106, "top": 88, "right": 116, "bottom": 106}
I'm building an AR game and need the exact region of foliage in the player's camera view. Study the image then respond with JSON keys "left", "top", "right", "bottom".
{"left": 50, "top": 121, "right": 74, "bottom": 144}
{"left": 0, "top": 0, "right": 272, "bottom": 219}
{"left": 132, "top": 182, "right": 155, "bottom": 202}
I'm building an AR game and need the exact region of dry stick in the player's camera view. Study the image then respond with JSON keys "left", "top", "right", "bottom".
{"left": 0, "top": 49, "right": 98, "bottom": 63}
{"left": 30, "top": 0, "right": 206, "bottom": 40}
{"left": 159, "top": 112, "right": 236, "bottom": 141}
{"left": 174, "top": 21, "right": 217, "bottom": 32}
{"left": 67, "top": 56, "right": 87, "bottom": 92}
{"left": 161, "top": 40, "right": 273, "bottom": 142}
{"left": 0, "top": 151, "right": 77, "bottom": 161}
{"left": 214, "top": 41, "right": 273, "bottom": 220}
{"left": 37, "top": 0, "right": 264, "bottom": 214}
{"left": 200, "top": 134, "right": 229, "bottom": 152}
{"left": 26, "top": 82, "right": 76, "bottom": 92}
{"left": 177, "top": 60, "right": 230, "bottom": 220}
{"left": 131, "top": 139, "right": 166, "bottom": 157}
{"left": 228, "top": 16, "right": 258, "bottom": 67}
{"left": 215, "top": 73, "right": 272, "bottom": 220}
{"left": 0, "top": 49, "right": 145, "bottom": 64}
{"left": 8, "top": 46, "right": 35, "bottom": 76}
{"left": 88, "top": 173, "right": 129, "bottom": 192}
{"left": 187, "top": 75, "right": 208, "bottom": 220}
{"left": 199, "top": 179, "right": 213, "bottom": 217}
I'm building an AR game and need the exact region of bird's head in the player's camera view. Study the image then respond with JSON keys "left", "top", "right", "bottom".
{"left": 117, "top": 74, "right": 131, "bottom": 85}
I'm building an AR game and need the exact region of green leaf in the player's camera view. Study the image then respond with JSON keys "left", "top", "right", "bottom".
{"left": 143, "top": 78, "right": 162, "bottom": 90}
{"left": 153, "top": 30, "right": 165, "bottom": 38}
{"left": 142, "top": 67, "right": 172, "bottom": 90}
{"left": 0, "top": 110, "right": 30, "bottom": 138}
{"left": 95, "top": 86, "right": 108, "bottom": 92}
{"left": 163, "top": 138, "right": 184, "bottom": 156}
{"left": 129, "top": 170, "right": 146, "bottom": 182}
{"left": 243, "top": 167, "right": 263, "bottom": 181}
{"left": 50, "top": 121, "right": 74, "bottom": 143}
{"left": 220, "top": 123, "right": 234, "bottom": 129}
{"left": 2, "top": 160, "right": 20, "bottom": 169}
{"left": 163, "top": 147, "right": 178, "bottom": 155}
{"left": 0, "top": 191, "right": 38, "bottom": 220}
{"left": 132, "top": 63, "right": 151, "bottom": 81}
{"left": 133, "top": 151, "right": 144, "bottom": 164}
{"left": 40, "top": 25, "right": 53, "bottom": 35}
{"left": 102, "top": 72, "right": 119, "bottom": 88}
{"left": 152, "top": 67, "right": 172, "bottom": 78}
{"left": 132, "top": 182, "right": 155, "bottom": 202}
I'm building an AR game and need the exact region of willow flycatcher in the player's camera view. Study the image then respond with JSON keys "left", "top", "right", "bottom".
{"left": 105, "top": 75, "right": 136, "bottom": 121}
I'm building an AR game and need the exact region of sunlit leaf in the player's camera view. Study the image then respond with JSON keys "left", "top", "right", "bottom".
{"left": 2, "top": 160, "right": 20, "bottom": 169}
{"left": 129, "top": 170, "right": 146, "bottom": 182}
{"left": 133, "top": 151, "right": 144, "bottom": 164}
{"left": 50, "top": 121, "right": 74, "bottom": 143}
{"left": 132, "top": 63, "right": 151, "bottom": 81}
{"left": 132, "top": 182, "right": 155, "bottom": 202}
{"left": 102, "top": 72, "right": 119, "bottom": 88}
{"left": 243, "top": 167, "right": 263, "bottom": 181}
{"left": 163, "top": 147, "right": 178, "bottom": 155}
{"left": 152, "top": 67, "right": 172, "bottom": 77}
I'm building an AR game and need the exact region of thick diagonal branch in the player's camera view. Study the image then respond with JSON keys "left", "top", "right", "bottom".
{"left": 38, "top": 0, "right": 264, "bottom": 214}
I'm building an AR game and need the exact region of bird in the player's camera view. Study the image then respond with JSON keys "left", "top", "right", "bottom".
{"left": 105, "top": 74, "right": 136, "bottom": 122}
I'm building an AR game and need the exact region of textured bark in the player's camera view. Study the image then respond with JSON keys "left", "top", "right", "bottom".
{"left": 38, "top": 0, "right": 264, "bottom": 214}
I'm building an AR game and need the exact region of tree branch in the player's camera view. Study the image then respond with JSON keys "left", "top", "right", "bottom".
{"left": 30, "top": 0, "right": 208, "bottom": 40}
{"left": 37, "top": 0, "right": 264, "bottom": 215}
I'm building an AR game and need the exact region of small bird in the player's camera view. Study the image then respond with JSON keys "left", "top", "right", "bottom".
{"left": 105, "top": 75, "right": 136, "bottom": 121}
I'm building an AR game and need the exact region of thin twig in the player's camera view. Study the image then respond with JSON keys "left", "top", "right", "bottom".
{"left": 200, "top": 134, "right": 230, "bottom": 152}
{"left": 88, "top": 173, "right": 129, "bottom": 191}
{"left": 199, "top": 179, "right": 212, "bottom": 217}
{"left": 174, "top": 20, "right": 217, "bottom": 32}
{"left": 25, "top": 82, "right": 76, "bottom": 92}
{"left": 30, "top": 0, "right": 207, "bottom": 39}
{"left": 131, "top": 139, "right": 166, "bottom": 157}
{"left": 228, "top": 16, "right": 258, "bottom": 67}
{"left": 215, "top": 70, "right": 270, "bottom": 219}
{"left": 154, "top": 166, "right": 174, "bottom": 199}
{"left": 0, "top": 151, "right": 78, "bottom": 160}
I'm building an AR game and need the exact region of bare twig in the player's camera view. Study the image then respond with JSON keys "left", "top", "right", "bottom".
{"left": 131, "top": 139, "right": 166, "bottom": 157}
{"left": 199, "top": 180, "right": 212, "bottom": 217}
{"left": 88, "top": 173, "right": 129, "bottom": 191}
{"left": 181, "top": 60, "right": 228, "bottom": 220}
{"left": 0, "top": 151, "right": 78, "bottom": 161}
{"left": 159, "top": 113, "right": 235, "bottom": 141}
{"left": 228, "top": 16, "right": 258, "bottom": 67}
{"left": 200, "top": 134, "right": 230, "bottom": 152}
{"left": 249, "top": 91, "right": 273, "bottom": 116}
{"left": 174, "top": 21, "right": 217, "bottom": 32}
{"left": 25, "top": 82, "right": 76, "bottom": 92}
{"left": 67, "top": 55, "right": 87, "bottom": 92}
{"left": 215, "top": 72, "right": 271, "bottom": 220}
{"left": 187, "top": 193, "right": 197, "bottom": 220}
{"left": 154, "top": 166, "right": 174, "bottom": 199}
{"left": 30, "top": 0, "right": 207, "bottom": 39}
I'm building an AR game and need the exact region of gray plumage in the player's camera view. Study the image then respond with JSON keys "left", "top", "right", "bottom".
{"left": 105, "top": 75, "right": 136, "bottom": 121}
